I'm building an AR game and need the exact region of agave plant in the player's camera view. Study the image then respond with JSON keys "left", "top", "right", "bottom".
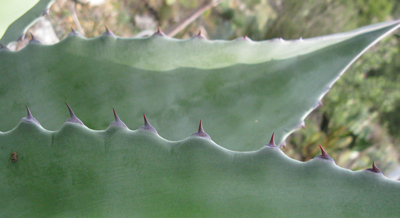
{"left": 1, "top": 1, "right": 400, "bottom": 217}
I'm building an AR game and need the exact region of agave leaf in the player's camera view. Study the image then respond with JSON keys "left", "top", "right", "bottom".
{"left": 0, "top": 21, "right": 399, "bottom": 151}
{"left": 0, "top": 120, "right": 399, "bottom": 217}
{"left": 0, "top": 0, "right": 55, "bottom": 47}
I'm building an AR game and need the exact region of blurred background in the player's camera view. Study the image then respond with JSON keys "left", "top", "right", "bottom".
{"left": 26, "top": 0, "right": 400, "bottom": 179}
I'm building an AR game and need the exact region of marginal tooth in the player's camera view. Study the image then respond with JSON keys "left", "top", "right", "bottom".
{"left": 280, "top": 141, "right": 286, "bottom": 150}
{"left": 139, "top": 113, "right": 158, "bottom": 133}
{"left": 103, "top": 26, "right": 116, "bottom": 36}
{"left": 43, "top": 8, "right": 49, "bottom": 16}
{"left": 190, "top": 120, "right": 211, "bottom": 139}
{"left": 313, "top": 100, "right": 323, "bottom": 109}
{"left": 18, "top": 34, "right": 25, "bottom": 42}
{"left": 0, "top": 43, "right": 9, "bottom": 50}
{"left": 64, "top": 102, "right": 85, "bottom": 125}
{"left": 316, "top": 145, "right": 333, "bottom": 160}
{"left": 21, "top": 106, "right": 41, "bottom": 126}
{"left": 29, "top": 32, "right": 41, "bottom": 44}
{"left": 264, "top": 132, "right": 276, "bottom": 148}
{"left": 153, "top": 26, "right": 166, "bottom": 36}
{"left": 68, "top": 28, "right": 84, "bottom": 37}
{"left": 109, "top": 108, "right": 127, "bottom": 128}
{"left": 192, "top": 30, "right": 206, "bottom": 39}
{"left": 366, "top": 161, "right": 383, "bottom": 174}
{"left": 296, "top": 121, "right": 306, "bottom": 130}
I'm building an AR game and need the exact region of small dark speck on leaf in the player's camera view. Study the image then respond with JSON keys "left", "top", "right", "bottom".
{"left": 11, "top": 152, "right": 17, "bottom": 162}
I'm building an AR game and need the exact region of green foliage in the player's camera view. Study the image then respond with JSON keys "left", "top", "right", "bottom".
{"left": 1, "top": 21, "right": 398, "bottom": 151}
{"left": 0, "top": 0, "right": 55, "bottom": 46}
{"left": 0, "top": 0, "right": 39, "bottom": 37}
{"left": 1, "top": 2, "right": 400, "bottom": 216}
{"left": 1, "top": 118, "right": 399, "bottom": 217}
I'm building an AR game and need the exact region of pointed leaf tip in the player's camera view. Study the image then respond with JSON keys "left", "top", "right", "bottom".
{"left": 191, "top": 119, "right": 211, "bottom": 139}
{"left": 64, "top": 102, "right": 84, "bottom": 125}
{"left": 22, "top": 106, "right": 41, "bottom": 125}
{"left": 366, "top": 161, "right": 382, "bottom": 174}
{"left": 109, "top": 108, "right": 127, "bottom": 128}
{"left": 139, "top": 113, "right": 157, "bottom": 133}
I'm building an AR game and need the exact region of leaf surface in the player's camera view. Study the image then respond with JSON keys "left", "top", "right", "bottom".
{"left": 0, "top": 121, "right": 399, "bottom": 217}
{"left": 0, "top": 21, "right": 399, "bottom": 150}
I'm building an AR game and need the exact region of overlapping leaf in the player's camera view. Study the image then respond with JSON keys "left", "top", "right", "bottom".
{"left": 0, "top": 0, "right": 55, "bottom": 47}
{"left": 0, "top": 119, "right": 399, "bottom": 217}
{"left": 0, "top": 20, "right": 399, "bottom": 150}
